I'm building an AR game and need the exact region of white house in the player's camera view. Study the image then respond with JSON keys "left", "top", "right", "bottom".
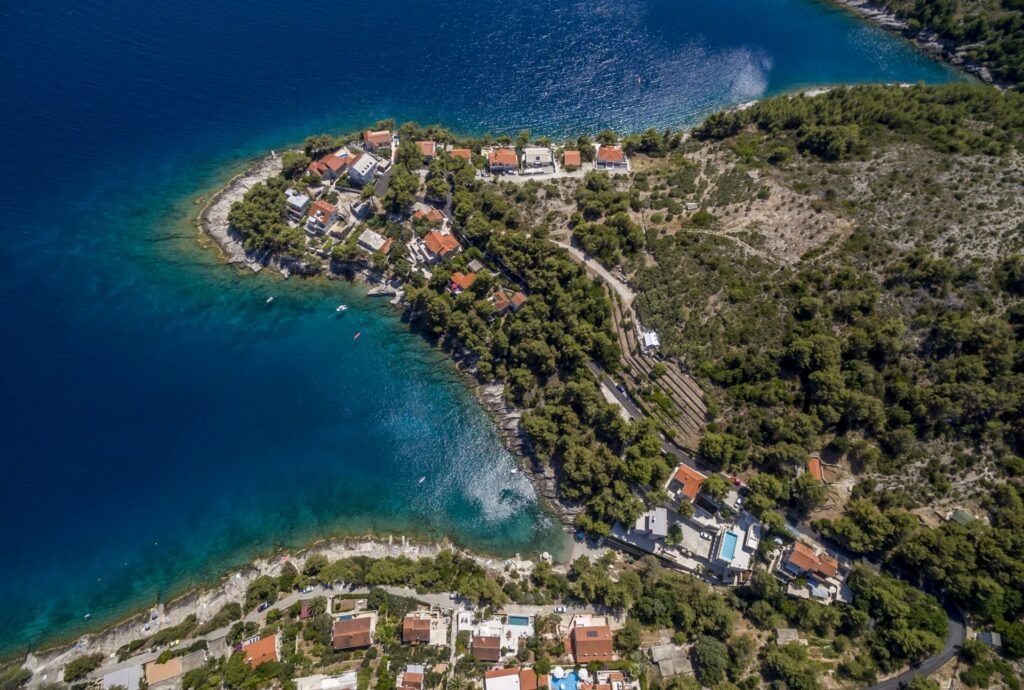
{"left": 349, "top": 154, "right": 380, "bottom": 186}
{"left": 521, "top": 147, "right": 553, "bottom": 169}
{"left": 305, "top": 200, "right": 339, "bottom": 235}
{"left": 285, "top": 189, "right": 310, "bottom": 221}
{"left": 357, "top": 228, "right": 391, "bottom": 254}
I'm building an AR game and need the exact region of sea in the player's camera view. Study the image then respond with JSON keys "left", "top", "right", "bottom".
{"left": 0, "top": 0, "right": 959, "bottom": 654}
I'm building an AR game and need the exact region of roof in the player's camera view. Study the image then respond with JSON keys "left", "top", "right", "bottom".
{"left": 416, "top": 141, "right": 436, "bottom": 157}
{"left": 145, "top": 657, "right": 182, "bottom": 685}
{"left": 450, "top": 271, "right": 476, "bottom": 291}
{"left": 308, "top": 200, "right": 337, "bottom": 224}
{"left": 672, "top": 464, "right": 706, "bottom": 501}
{"left": 243, "top": 634, "right": 279, "bottom": 668}
{"left": 597, "top": 145, "right": 624, "bottom": 163}
{"left": 402, "top": 672, "right": 423, "bottom": 689}
{"left": 363, "top": 130, "right": 391, "bottom": 146}
{"left": 333, "top": 617, "right": 373, "bottom": 649}
{"left": 414, "top": 208, "right": 445, "bottom": 223}
{"left": 483, "top": 668, "right": 536, "bottom": 690}
{"left": 424, "top": 230, "right": 460, "bottom": 256}
{"left": 510, "top": 292, "right": 527, "bottom": 308}
{"left": 450, "top": 148, "right": 472, "bottom": 160}
{"left": 571, "top": 625, "right": 614, "bottom": 661}
{"left": 403, "top": 614, "right": 432, "bottom": 643}
{"left": 807, "top": 456, "right": 824, "bottom": 481}
{"left": 489, "top": 148, "right": 518, "bottom": 167}
{"left": 563, "top": 150, "right": 581, "bottom": 167}
{"left": 471, "top": 635, "right": 501, "bottom": 661}
{"left": 493, "top": 290, "right": 511, "bottom": 312}
{"left": 103, "top": 666, "right": 142, "bottom": 690}
{"left": 349, "top": 153, "right": 377, "bottom": 177}
{"left": 787, "top": 542, "right": 839, "bottom": 579}
{"left": 321, "top": 153, "right": 349, "bottom": 173}
{"left": 522, "top": 147, "right": 552, "bottom": 163}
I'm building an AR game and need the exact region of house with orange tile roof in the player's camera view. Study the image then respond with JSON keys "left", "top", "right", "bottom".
{"left": 570, "top": 623, "right": 615, "bottom": 662}
{"left": 414, "top": 208, "right": 445, "bottom": 225}
{"left": 401, "top": 610, "right": 446, "bottom": 646}
{"left": 483, "top": 668, "right": 538, "bottom": 690}
{"left": 416, "top": 141, "right": 436, "bottom": 160}
{"left": 563, "top": 150, "right": 582, "bottom": 169}
{"left": 492, "top": 290, "right": 512, "bottom": 314}
{"left": 449, "top": 148, "right": 472, "bottom": 161}
{"left": 595, "top": 145, "right": 627, "bottom": 169}
{"left": 242, "top": 634, "right": 280, "bottom": 668}
{"left": 363, "top": 129, "right": 392, "bottom": 151}
{"left": 668, "top": 463, "right": 706, "bottom": 502}
{"left": 423, "top": 230, "right": 461, "bottom": 261}
{"left": 332, "top": 612, "right": 377, "bottom": 650}
{"left": 449, "top": 271, "right": 476, "bottom": 294}
{"left": 305, "top": 200, "right": 339, "bottom": 235}
{"left": 783, "top": 542, "right": 840, "bottom": 580}
{"left": 471, "top": 634, "right": 501, "bottom": 662}
{"left": 487, "top": 148, "right": 518, "bottom": 173}
{"left": 398, "top": 665, "right": 426, "bottom": 690}
{"left": 509, "top": 292, "right": 527, "bottom": 312}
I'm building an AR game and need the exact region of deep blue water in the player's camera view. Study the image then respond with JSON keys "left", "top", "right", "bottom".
{"left": 0, "top": 0, "right": 958, "bottom": 652}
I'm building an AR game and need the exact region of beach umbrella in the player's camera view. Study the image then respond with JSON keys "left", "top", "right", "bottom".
{"left": 552, "top": 667, "right": 566, "bottom": 679}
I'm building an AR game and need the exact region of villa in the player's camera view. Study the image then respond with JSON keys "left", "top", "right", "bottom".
{"left": 414, "top": 207, "right": 446, "bottom": 225}
{"left": 242, "top": 634, "right": 280, "bottom": 668}
{"left": 308, "top": 152, "right": 352, "bottom": 180}
{"left": 488, "top": 148, "right": 518, "bottom": 173}
{"left": 710, "top": 517, "right": 761, "bottom": 582}
{"left": 450, "top": 148, "right": 472, "bottom": 161}
{"left": 363, "top": 129, "right": 392, "bottom": 152}
{"left": 358, "top": 228, "right": 393, "bottom": 255}
{"left": 595, "top": 145, "right": 627, "bottom": 169}
{"left": 417, "top": 141, "right": 436, "bottom": 160}
{"left": 471, "top": 634, "right": 502, "bottom": 662}
{"left": 348, "top": 153, "right": 380, "bottom": 186}
{"left": 668, "top": 463, "right": 706, "bottom": 503}
{"left": 286, "top": 188, "right": 311, "bottom": 220}
{"left": 305, "top": 200, "right": 339, "bottom": 235}
{"left": 521, "top": 147, "right": 553, "bottom": 170}
{"left": 510, "top": 292, "right": 527, "bottom": 312}
{"left": 332, "top": 612, "right": 377, "bottom": 650}
{"left": 565, "top": 614, "right": 610, "bottom": 663}
{"left": 398, "top": 665, "right": 426, "bottom": 690}
{"left": 562, "top": 150, "right": 581, "bottom": 169}
{"left": 402, "top": 610, "right": 448, "bottom": 646}
{"left": 782, "top": 542, "right": 839, "bottom": 581}
{"left": 483, "top": 668, "right": 538, "bottom": 690}
{"left": 634, "top": 507, "right": 668, "bottom": 538}
{"left": 449, "top": 271, "right": 476, "bottom": 294}
{"left": 423, "top": 230, "right": 461, "bottom": 261}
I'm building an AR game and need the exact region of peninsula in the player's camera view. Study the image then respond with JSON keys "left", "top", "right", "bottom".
{"left": 8, "top": 82, "right": 1023, "bottom": 690}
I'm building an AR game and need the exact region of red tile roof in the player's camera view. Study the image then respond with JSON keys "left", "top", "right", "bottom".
{"left": 518, "top": 669, "right": 538, "bottom": 690}
{"left": 403, "top": 614, "right": 432, "bottom": 644}
{"left": 493, "top": 290, "right": 511, "bottom": 312}
{"left": 402, "top": 673, "right": 423, "bottom": 689}
{"left": 571, "top": 625, "right": 614, "bottom": 661}
{"left": 471, "top": 635, "right": 501, "bottom": 661}
{"left": 450, "top": 272, "right": 476, "bottom": 291}
{"left": 787, "top": 542, "right": 839, "bottom": 579}
{"left": 672, "top": 464, "right": 706, "bottom": 501}
{"left": 807, "top": 456, "right": 824, "bottom": 482}
{"left": 510, "top": 292, "right": 527, "bottom": 309}
{"left": 489, "top": 148, "right": 518, "bottom": 167}
{"left": 333, "top": 617, "right": 373, "bottom": 650}
{"left": 363, "top": 130, "right": 392, "bottom": 147}
{"left": 424, "top": 230, "right": 460, "bottom": 257}
{"left": 416, "top": 141, "right": 436, "bottom": 157}
{"left": 414, "top": 208, "right": 445, "bottom": 224}
{"left": 563, "top": 150, "right": 581, "bottom": 167}
{"left": 242, "top": 635, "right": 279, "bottom": 668}
{"left": 597, "top": 145, "right": 624, "bottom": 163}
{"left": 380, "top": 238, "right": 394, "bottom": 254}
{"left": 307, "top": 200, "right": 337, "bottom": 225}
{"left": 450, "top": 148, "right": 472, "bottom": 161}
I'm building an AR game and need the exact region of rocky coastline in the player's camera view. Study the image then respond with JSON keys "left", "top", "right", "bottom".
{"left": 21, "top": 536, "right": 533, "bottom": 678}
{"left": 826, "top": 0, "right": 1001, "bottom": 86}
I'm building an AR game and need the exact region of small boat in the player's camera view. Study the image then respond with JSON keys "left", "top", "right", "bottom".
{"left": 336, "top": 304, "right": 348, "bottom": 313}
{"left": 510, "top": 468, "right": 519, "bottom": 475}
{"left": 84, "top": 613, "right": 91, "bottom": 620}
{"left": 266, "top": 296, "right": 274, "bottom": 304}
{"left": 418, "top": 476, "right": 426, "bottom": 484}
{"left": 353, "top": 332, "right": 361, "bottom": 340}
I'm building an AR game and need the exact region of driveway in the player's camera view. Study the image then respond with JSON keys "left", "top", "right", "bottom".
{"left": 552, "top": 238, "right": 635, "bottom": 307}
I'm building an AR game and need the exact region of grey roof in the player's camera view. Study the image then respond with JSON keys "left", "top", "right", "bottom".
{"left": 102, "top": 665, "right": 143, "bottom": 690}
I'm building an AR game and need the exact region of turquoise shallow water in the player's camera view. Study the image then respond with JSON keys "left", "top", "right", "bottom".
{"left": 0, "top": 0, "right": 959, "bottom": 653}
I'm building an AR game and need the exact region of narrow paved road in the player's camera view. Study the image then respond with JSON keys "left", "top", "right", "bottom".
{"left": 551, "top": 238, "right": 635, "bottom": 307}
{"left": 865, "top": 603, "right": 965, "bottom": 690}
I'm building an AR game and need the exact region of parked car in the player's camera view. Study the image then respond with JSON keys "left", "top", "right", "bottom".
{"left": 554, "top": 605, "right": 567, "bottom": 613}
{"left": 301, "top": 586, "right": 314, "bottom": 594}
{"left": 257, "top": 602, "right": 270, "bottom": 613}
{"left": 699, "top": 532, "right": 711, "bottom": 540}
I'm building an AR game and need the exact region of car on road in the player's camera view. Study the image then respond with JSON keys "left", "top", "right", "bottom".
{"left": 554, "top": 606, "right": 566, "bottom": 613}
{"left": 257, "top": 602, "right": 270, "bottom": 613}
{"left": 301, "top": 586, "right": 314, "bottom": 594}
{"left": 699, "top": 532, "right": 711, "bottom": 540}
{"left": 615, "top": 383, "right": 626, "bottom": 393}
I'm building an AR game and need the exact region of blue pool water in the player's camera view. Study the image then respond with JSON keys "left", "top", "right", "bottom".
{"left": 720, "top": 531, "right": 740, "bottom": 561}
{"left": 508, "top": 615, "right": 531, "bottom": 626}
{"left": 550, "top": 672, "right": 580, "bottom": 690}
{"left": 0, "top": 0, "right": 959, "bottom": 653}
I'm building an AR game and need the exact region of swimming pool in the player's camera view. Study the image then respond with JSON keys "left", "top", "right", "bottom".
{"left": 508, "top": 615, "right": 530, "bottom": 626}
{"left": 549, "top": 672, "right": 579, "bottom": 690}
{"left": 719, "top": 530, "right": 739, "bottom": 561}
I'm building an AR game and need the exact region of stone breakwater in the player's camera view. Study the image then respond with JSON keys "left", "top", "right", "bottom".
{"left": 828, "top": 0, "right": 999, "bottom": 85}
